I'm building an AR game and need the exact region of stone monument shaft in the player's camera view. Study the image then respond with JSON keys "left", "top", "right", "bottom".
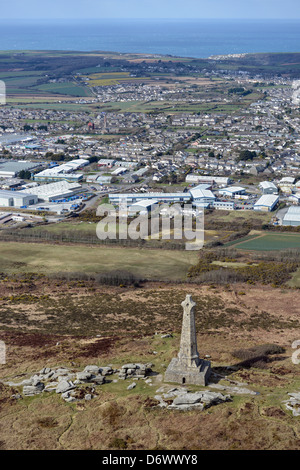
{"left": 164, "top": 294, "right": 211, "bottom": 386}
{"left": 177, "top": 295, "right": 200, "bottom": 368}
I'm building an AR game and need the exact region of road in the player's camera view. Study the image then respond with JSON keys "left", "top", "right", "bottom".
{"left": 275, "top": 206, "right": 289, "bottom": 224}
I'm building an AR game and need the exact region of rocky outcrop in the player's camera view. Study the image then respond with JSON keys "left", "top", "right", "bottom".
{"left": 118, "top": 363, "right": 153, "bottom": 380}
{"left": 23, "top": 378, "right": 45, "bottom": 397}
{"left": 2, "top": 362, "right": 153, "bottom": 402}
{"left": 284, "top": 392, "right": 300, "bottom": 416}
{"left": 209, "top": 383, "right": 257, "bottom": 395}
{"left": 55, "top": 380, "right": 76, "bottom": 394}
{"left": 154, "top": 387, "right": 232, "bottom": 411}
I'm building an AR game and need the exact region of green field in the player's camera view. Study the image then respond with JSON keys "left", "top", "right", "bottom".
{"left": 35, "top": 81, "right": 93, "bottom": 97}
{"left": 29, "top": 221, "right": 97, "bottom": 235}
{"left": 227, "top": 232, "right": 300, "bottom": 251}
{"left": 8, "top": 102, "right": 96, "bottom": 111}
{"left": 0, "top": 241, "right": 198, "bottom": 281}
{"left": 4, "top": 76, "right": 42, "bottom": 87}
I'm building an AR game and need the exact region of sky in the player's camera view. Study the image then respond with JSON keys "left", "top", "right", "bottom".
{"left": 1, "top": 0, "right": 300, "bottom": 20}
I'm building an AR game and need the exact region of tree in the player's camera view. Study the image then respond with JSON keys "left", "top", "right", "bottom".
{"left": 237, "top": 150, "right": 257, "bottom": 162}
{"left": 18, "top": 170, "right": 31, "bottom": 180}
{"left": 88, "top": 156, "right": 98, "bottom": 164}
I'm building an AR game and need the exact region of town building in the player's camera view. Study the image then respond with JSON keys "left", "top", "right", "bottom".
{"left": 213, "top": 200, "right": 236, "bottom": 210}
{"left": 33, "top": 159, "right": 89, "bottom": 182}
{"left": 0, "top": 161, "right": 40, "bottom": 178}
{"left": 259, "top": 181, "right": 278, "bottom": 194}
{"left": 20, "top": 181, "right": 82, "bottom": 202}
{"left": 0, "top": 189, "right": 37, "bottom": 208}
{"left": 109, "top": 192, "right": 191, "bottom": 204}
{"left": 282, "top": 206, "right": 300, "bottom": 226}
{"left": 253, "top": 194, "right": 279, "bottom": 211}
{"left": 128, "top": 199, "right": 159, "bottom": 216}
{"left": 97, "top": 159, "right": 116, "bottom": 168}
{"left": 189, "top": 187, "right": 215, "bottom": 205}
{"left": 218, "top": 186, "right": 246, "bottom": 197}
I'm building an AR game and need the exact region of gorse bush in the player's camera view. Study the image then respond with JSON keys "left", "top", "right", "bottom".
{"left": 48, "top": 270, "right": 143, "bottom": 286}
{"left": 187, "top": 248, "right": 299, "bottom": 286}
{"left": 232, "top": 343, "right": 285, "bottom": 369}
{"left": 238, "top": 261, "right": 299, "bottom": 286}
{"left": 232, "top": 343, "right": 285, "bottom": 360}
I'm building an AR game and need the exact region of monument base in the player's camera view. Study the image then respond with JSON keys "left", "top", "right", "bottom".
{"left": 164, "top": 358, "right": 211, "bottom": 386}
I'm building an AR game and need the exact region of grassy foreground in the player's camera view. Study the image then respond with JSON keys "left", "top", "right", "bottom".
{"left": 0, "top": 241, "right": 198, "bottom": 281}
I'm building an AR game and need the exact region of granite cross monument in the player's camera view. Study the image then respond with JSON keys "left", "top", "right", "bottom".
{"left": 164, "top": 294, "right": 211, "bottom": 386}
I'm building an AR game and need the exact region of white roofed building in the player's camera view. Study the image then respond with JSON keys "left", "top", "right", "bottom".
{"left": 0, "top": 189, "right": 37, "bottom": 208}
{"left": 218, "top": 186, "right": 246, "bottom": 197}
{"left": 189, "top": 187, "right": 215, "bottom": 206}
{"left": 282, "top": 206, "right": 300, "bottom": 226}
{"left": 253, "top": 194, "right": 279, "bottom": 212}
{"left": 128, "top": 199, "right": 159, "bottom": 216}
{"left": 259, "top": 181, "right": 278, "bottom": 194}
{"left": 33, "top": 159, "right": 89, "bottom": 182}
{"left": 20, "top": 181, "right": 82, "bottom": 202}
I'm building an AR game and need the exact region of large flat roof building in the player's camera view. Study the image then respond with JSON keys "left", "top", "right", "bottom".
{"left": 189, "top": 187, "right": 215, "bottom": 204}
{"left": 0, "top": 161, "right": 40, "bottom": 178}
{"left": 20, "top": 181, "right": 82, "bottom": 202}
{"left": 98, "top": 159, "right": 116, "bottom": 168}
{"left": 213, "top": 200, "right": 236, "bottom": 210}
{"left": 259, "top": 181, "right": 278, "bottom": 195}
{"left": 218, "top": 186, "right": 246, "bottom": 196}
{"left": 109, "top": 192, "right": 191, "bottom": 205}
{"left": 253, "top": 194, "right": 279, "bottom": 212}
{"left": 186, "top": 174, "right": 231, "bottom": 186}
{"left": 33, "top": 159, "right": 89, "bottom": 182}
{"left": 0, "top": 189, "right": 37, "bottom": 208}
{"left": 282, "top": 206, "right": 300, "bottom": 226}
{"left": 128, "top": 199, "right": 159, "bottom": 216}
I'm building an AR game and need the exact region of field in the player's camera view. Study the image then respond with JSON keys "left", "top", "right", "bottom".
{"left": 0, "top": 50, "right": 269, "bottom": 113}
{"left": 205, "top": 209, "right": 272, "bottom": 225}
{"left": 84, "top": 72, "right": 150, "bottom": 87}
{"left": 227, "top": 232, "right": 300, "bottom": 251}
{"left": 7, "top": 102, "right": 97, "bottom": 111}
{"left": 0, "top": 241, "right": 197, "bottom": 281}
{"left": 35, "top": 82, "right": 94, "bottom": 97}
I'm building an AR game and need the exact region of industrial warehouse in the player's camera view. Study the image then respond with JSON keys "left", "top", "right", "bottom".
{"left": 0, "top": 151, "right": 297, "bottom": 221}
{"left": 33, "top": 158, "right": 89, "bottom": 182}
{"left": 20, "top": 181, "right": 83, "bottom": 202}
{"left": 253, "top": 194, "right": 279, "bottom": 212}
{"left": 109, "top": 185, "right": 281, "bottom": 212}
{"left": 0, "top": 160, "right": 40, "bottom": 178}
{"left": 282, "top": 206, "right": 300, "bottom": 226}
{"left": 0, "top": 189, "right": 37, "bottom": 207}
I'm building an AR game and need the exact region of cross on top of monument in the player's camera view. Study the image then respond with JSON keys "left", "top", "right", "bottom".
{"left": 181, "top": 294, "right": 196, "bottom": 315}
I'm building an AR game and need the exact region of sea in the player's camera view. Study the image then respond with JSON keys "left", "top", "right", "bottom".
{"left": 0, "top": 19, "right": 300, "bottom": 58}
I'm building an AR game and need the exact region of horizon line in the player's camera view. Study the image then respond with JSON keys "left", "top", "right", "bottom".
{"left": 0, "top": 17, "right": 300, "bottom": 21}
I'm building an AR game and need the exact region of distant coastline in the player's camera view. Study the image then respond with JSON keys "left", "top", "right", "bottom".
{"left": 0, "top": 18, "right": 299, "bottom": 58}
